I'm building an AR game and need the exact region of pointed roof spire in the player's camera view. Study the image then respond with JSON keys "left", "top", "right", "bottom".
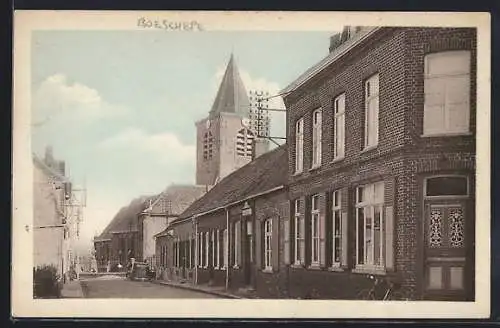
{"left": 209, "top": 54, "right": 250, "bottom": 117}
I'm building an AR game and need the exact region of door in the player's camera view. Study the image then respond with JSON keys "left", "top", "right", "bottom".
{"left": 424, "top": 202, "right": 474, "bottom": 301}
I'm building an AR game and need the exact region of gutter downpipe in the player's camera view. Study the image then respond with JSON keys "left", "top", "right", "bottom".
{"left": 225, "top": 207, "right": 229, "bottom": 290}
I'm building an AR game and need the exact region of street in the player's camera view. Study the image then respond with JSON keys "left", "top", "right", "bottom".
{"left": 80, "top": 276, "right": 220, "bottom": 298}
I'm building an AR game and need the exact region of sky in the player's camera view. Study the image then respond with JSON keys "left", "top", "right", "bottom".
{"left": 31, "top": 30, "right": 335, "bottom": 251}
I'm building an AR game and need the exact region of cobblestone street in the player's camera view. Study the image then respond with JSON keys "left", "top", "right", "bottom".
{"left": 80, "top": 277, "right": 220, "bottom": 298}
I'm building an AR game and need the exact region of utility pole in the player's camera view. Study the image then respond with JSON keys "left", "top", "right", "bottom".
{"left": 249, "top": 90, "right": 287, "bottom": 147}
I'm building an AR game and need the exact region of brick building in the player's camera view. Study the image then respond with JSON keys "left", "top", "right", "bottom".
{"left": 159, "top": 145, "right": 289, "bottom": 298}
{"left": 280, "top": 26, "right": 476, "bottom": 301}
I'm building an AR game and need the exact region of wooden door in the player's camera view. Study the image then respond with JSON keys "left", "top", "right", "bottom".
{"left": 423, "top": 202, "right": 473, "bottom": 301}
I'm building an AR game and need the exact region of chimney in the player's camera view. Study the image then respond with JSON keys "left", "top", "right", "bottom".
{"left": 329, "top": 26, "right": 363, "bottom": 53}
{"left": 329, "top": 33, "right": 342, "bottom": 53}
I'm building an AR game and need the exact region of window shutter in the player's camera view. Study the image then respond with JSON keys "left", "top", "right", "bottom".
{"left": 319, "top": 196, "right": 326, "bottom": 267}
{"left": 284, "top": 218, "right": 290, "bottom": 265}
{"left": 272, "top": 216, "right": 280, "bottom": 270}
{"left": 235, "top": 220, "right": 241, "bottom": 266}
{"left": 255, "top": 220, "right": 262, "bottom": 268}
{"left": 385, "top": 206, "right": 394, "bottom": 271}
{"left": 341, "top": 211, "right": 348, "bottom": 267}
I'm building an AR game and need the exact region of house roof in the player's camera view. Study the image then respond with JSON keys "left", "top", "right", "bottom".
{"left": 94, "top": 195, "right": 154, "bottom": 242}
{"left": 280, "top": 26, "right": 381, "bottom": 96}
{"left": 174, "top": 144, "right": 288, "bottom": 223}
{"left": 209, "top": 54, "right": 250, "bottom": 118}
{"left": 142, "top": 184, "right": 208, "bottom": 216}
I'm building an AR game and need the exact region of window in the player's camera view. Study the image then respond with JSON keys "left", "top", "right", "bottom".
{"left": 234, "top": 221, "right": 240, "bottom": 266}
{"left": 311, "top": 195, "right": 320, "bottom": 265}
{"left": 356, "top": 182, "right": 384, "bottom": 268}
{"left": 312, "top": 109, "right": 322, "bottom": 167}
{"left": 364, "top": 74, "right": 379, "bottom": 148}
{"left": 264, "top": 219, "right": 273, "bottom": 270}
{"left": 333, "top": 94, "right": 345, "bottom": 159}
{"left": 223, "top": 229, "right": 228, "bottom": 268}
{"left": 217, "top": 230, "right": 222, "bottom": 268}
{"left": 425, "top": 176, "right": 468, "bottom": 197}
{"left": 424, "top": 51, "right": 471, "bottom": 136}
{"left": 294, "top": 199, "right": 305, "bottom": 265}
{"left": 236, "top": 128, "right": 254, "bottom": 157}
{"left": 295, "top": 118, "right": 304, "bottom": 173}
{"left": 204, "top": 232, "right": 209, "bottom": 268}
{"left": 212, "top": 230, "right": 217, "bottom": 268}
{"left": 203, "top": 132, "right": 213, "bottom": 160}
{"left": 332, "top": 190, "right": 342, "bottom": 266}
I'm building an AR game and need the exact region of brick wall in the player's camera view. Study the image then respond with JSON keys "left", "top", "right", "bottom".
{"left": 282, "top": 27, "right": 476, "bottom": 300}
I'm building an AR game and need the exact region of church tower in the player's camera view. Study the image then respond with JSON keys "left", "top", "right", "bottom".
{"left": 195, "top": 54, "right": 270, "bottom": 186}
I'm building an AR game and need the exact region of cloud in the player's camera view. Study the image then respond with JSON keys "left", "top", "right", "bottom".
{"left": 212, "top": 67, "right": 287, "bottom": 145}
{"left": 32, "top": 74, "right": 127, "bottom": 125}
{"left": 98, "top": 127, "right": 196, "bottom": 164}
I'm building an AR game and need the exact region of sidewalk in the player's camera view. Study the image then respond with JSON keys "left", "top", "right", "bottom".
{"left": 151, "top": 280, "right": 257, "bottom": 299}
{"left": 60, "top": 279, "right": 84, "bottom": 298}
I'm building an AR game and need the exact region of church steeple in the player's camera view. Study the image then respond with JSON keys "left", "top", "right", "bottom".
{"left": 209, "top": 54, "right": 250, "bottom": 118}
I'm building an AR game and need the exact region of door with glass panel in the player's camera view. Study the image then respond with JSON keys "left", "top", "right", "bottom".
{"left": 423, "top": 176, "right": 474, "bottom": 301}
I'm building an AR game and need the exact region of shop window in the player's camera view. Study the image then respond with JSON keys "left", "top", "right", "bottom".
{"left": 293, "top": 199, "right": 305, "bottom": 265}
{"left": 264, "top": 219, "right": 273, "bottom": 271}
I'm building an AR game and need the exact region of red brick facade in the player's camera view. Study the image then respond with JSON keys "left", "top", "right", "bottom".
{"left": 282, "top": 27, "right": 476, "bottom": 300}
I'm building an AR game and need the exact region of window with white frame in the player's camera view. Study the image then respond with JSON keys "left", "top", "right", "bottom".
{"left": 424, "top": 50, "right": 471, "bottom": 135}
{"left": 234, "top": 222, "right": 240, "bottom": 266}
{"left": 332, "top": 190, "right": 342, "bottom": 266}
{"left": 294, "top": 199, "right": 304, "bottom": 265}
{"left": 295, "top": 118, "right": 304, "bottom": 173}
{"left": 364, "top": 74, "right": 379, "bottom": 148}
{"left": 264, "top": 219, "right": 273, "bottom": 270}
{"left": 197, "top": 233, "right": 202, "bottom": 267}
{"left": 212, "top": 230, "right": 218, "bottom": 268}
{"left": 217, "top": 230, "right": 222, "bottom": 268}
{"left": 204, "top": 232, "right": 209, "bottom": 268}
{"left": 355, "top": 182, "right": 384, "bottom": 268}
{"left": 312, "top": 109, "right": 322, "bottom": 167}
{"left": 223, "top": 229, "right": 228, "bottom": 268}
{"left": 333, "top": 94, "right": 345, "bottom": 159}
{"left": 311, "top": 195, "right": 320, "bottom": 265}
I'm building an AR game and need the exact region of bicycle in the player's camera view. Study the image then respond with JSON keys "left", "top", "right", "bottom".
{"left": 356, "top": 274, "right": 408, "bottom": 300}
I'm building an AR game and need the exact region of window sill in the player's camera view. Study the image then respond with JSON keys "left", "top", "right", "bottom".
{"left": 291, "top": 262, "right": 304, "bottom": 269}
{"left": 308, "top": 264, "right": 321, "bottom": 270}
{"left": 421, "top": 132, "right": 473, "bottom": 138}
{"left": 330, "top": 156, "right": 345, "bottom": 164}
{"left": 309, "top": 165, "right": 321, "bottom": 172}
{"left": 262, "top": 268, "right": 273, "bottom": 274}
{"left": 360, "top": 145, "right": 378, "bottom": 154}
{"left": 352, "top": 266, "right": 386, "bottom": 275}
{"left": 328, "top": 266, "right": 345, "bottom": 272}
{"left": 292, "top": 170, "right": 303, "bottom": 177}
{"left": 233, "top": 265, "right": 240, "bottom": 269}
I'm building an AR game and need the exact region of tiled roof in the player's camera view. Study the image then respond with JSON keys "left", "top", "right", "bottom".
{"left": 94, "top": 195, "right": 154, "bottom": 241}
{"left": 175, "top": 144, "right": 288, "bottom": 222}
{"left": 209, "top": 54, "right": 250, "bottom": 118}
{"left": 143, "top": 184, "right": 207, "bottom": 216}
{"left": 280, "top": 26, "right": 381, "bottom": 95}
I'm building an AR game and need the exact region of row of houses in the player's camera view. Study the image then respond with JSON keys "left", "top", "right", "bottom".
{"left": 93, "top": 26, "right": 476, "bottom": 301}
{"left": 33, "top": 146, "right": 81, "bottom": 284}
{"left": 151, "top": 26, "right": 476, "bottom": 301}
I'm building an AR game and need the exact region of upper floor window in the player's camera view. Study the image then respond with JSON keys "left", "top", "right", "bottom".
{"left": 236, "top": 128, "right": 254, "bottom": 157}
{"left": 356, "top": 182, "right": 384, "bottom": 269}
{"left": 203, "top": 132, "right": 213, "bottom": 160}
{"left": 311, "top": 195, "right": 320, "bottom": 265}
{"left": 364, "top": 74, "right": 379, "bottom": 149}
{"left": 295, "top": 118, "right": 304, "bottom": 173}
{"left": 264, "top": 219, "right": 273, "bottom": 270}
{"left": 333, "top": 94, "right": 346, "bottom": 160}
{"left": 424, "top": 50, "right": 471, "bottom": 136}
{"left": 312, "top": 109, "right": 322, "bottom": 167}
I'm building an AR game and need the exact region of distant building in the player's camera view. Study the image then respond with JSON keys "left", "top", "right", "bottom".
{"left": 33, "top": 146, "right": 77, "bottom": 283}
{"left": 137, "top": 184, "right": 207, "bottom": 266}
{"left": 195, "top": 54, "right": 271, "bottom": 187}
